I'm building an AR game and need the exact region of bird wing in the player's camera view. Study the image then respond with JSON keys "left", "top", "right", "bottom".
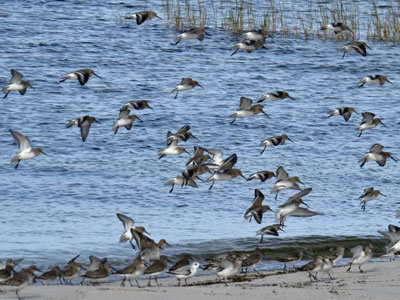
{"left": 176, "top": 125, "right": 191, "bottom": 134}
{"left": 169, "top": 258, "right": 190, "bottom": 273}
{"left": 288, "top": 207, "right": 320, "bottom": 217}
{"left": 353, "top": 43, "right": 367, "bottom": 56}
{"left": 181, "top": 78, "right": 193, "bottom": 85}
{"left": 288, "top": 188, "right": 312, "bottom": 202}
{"left": 389, "top": 224, "right": 400, "bottom": 233}
{"left": 218, "top": 153, "right": 237, "bottom": 170}
{"left": 276, "top": 166, "right": 289, "bottom": 181}
{"left": 378, "top": 231, "right": 400, "bottom": 243}
{"left": 88, "top": 256, "right": 104, "bottom": 271}
{"left": 359, "top": 187, "right": 374, "bottom": 199}
{"left": 9, "top": 129, "right": 32, "bottom": 151}
{"left": 76, "top": 71, "right": 90, "bottom": 85}
{"left": 238, "top": 97, "right": 253, "bottom": 110}
{"left": 350, "top": 245, "right": 364, "bottom": 258}
{"left": 203, "top": 148, "right": 223, "bottom": 161}
{"left": 119, "top": 108, "right": 130, "bottom": 119}
{"left": 10, "top": 69, "right": 23, "bottom": 83}
{"left": 117, "top": 213, "right": 134, "bottom": 231}
{"left": 370, "top": 143, "right": 384, "bottom": 153}
{"left": 361, "top": 112, "right": 375, "bottom": 124}
{"left": 79, "top": 119, "right": 91, "bottom": 142}
{"left": 252, "top": 189, "right": 265, "bottom": 206}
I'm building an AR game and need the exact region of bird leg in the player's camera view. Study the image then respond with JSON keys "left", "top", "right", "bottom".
{"left": 359, "top": 265, "right": 364, "bottom": 273}
{"left": 358, "top": 131, "right": 362, "bottom": 137}
{"left": 346, "top": 262, "right": 352, "bottom": 272}
{"left": 231, "top": 49, "right": 239, "bottom": 56}
{"left": 15, "top": 160, "right": 20, "bottom": 169}
{"left": 175, "top": 91, "right": 179, "bottom": 99}
{"left": 185, "top": 279, "right": 188, "bottom": 286}
{"left": 147, "top": 276, "right": 152, "bottom": 286}
{"left": 136, "top": 279, "right": 142, "bottom": 288}
{"left": 208, "top": 181, "right": 215, "bottom": 191}
{"left": 260, "top": 147, "right": 267, "bottom": 155}
{"left": 177, "top": 279, "right": 181, "bottom": 287}
{"left": 129, "top": 239, "right": 136, "bottom": 250}
{"left": 121, "top": 277, "right": 126, "bottom": 287}
{"left": 128, "top": 278, "right": 133, "bottom": 287}
{"left": 254, "top": 268, "right": 260, "bottom": 274}
{"left": 259, "top": 235, "right": 264, "bottom": 243}
{"left": 231, "top": 118, "right": 236, "bottom": 125}
{"left": 169, "top": 184, "right": 175, "bottom": 193}
{"left": 155, "top": 277, "right": 160, "bottom": 286}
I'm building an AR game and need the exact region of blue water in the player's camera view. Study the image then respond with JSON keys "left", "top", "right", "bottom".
{"left": 0, "top": 0, "right": 399, "bottom": 270}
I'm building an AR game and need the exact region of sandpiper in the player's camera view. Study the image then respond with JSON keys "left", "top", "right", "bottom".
{"left": 359, "top": 143, "right": 397, "bottom": 168}
{"left": 125, "top": 11, "right": 162, "bottom": 25}
{"left": 66, "top": 115, "right": 100, "bottom": 142}
{"left": 330, "top": 245, "right": 345, "bottom": 266}
{"left": 81, "top": 263, "right": 113, "bottom": 285}
{"left": 327, "top": 106, "right": 357, "bottom": 121}
{"left": 206, "top": 168, "right": 246, "bottom": 191}
{"left": 140, "top": 239, "right": 170, "bottom": 263}
{"left": 260, "top": 134, "right": 293, "bottom": 154}
{"left": 241, "top": 29, "right": 273, "bottom": 41}
{"left": 275, "top": 188, "right": 318, "bottom": 225}
{"left": 168, "top": 257, "right": 200, "bottom": 286}
{"left": 172, "top": 78, "right": 203, "bottom": 99}
{"left": 166, "top": 125, "right": 197, "bottom": 146}
{"left": 112, "top": 108, "right": 141, "bottom": 134}
{"left": 0, "top": 261, "right": 15, "bottom": 282}
{"left": 117, "top": 213, "right": 149, "bottom": 250}
{"left": 217, "top": 256, "right": 242, "bottom": 286}
{"left": 144, "top": 256, "right": 169, "bottom": 286}
{"left": 231, "top": 39, "right": 266, "bottom": 56}
{"left": 113, "top": 256, "right": 146, "bottom": 287}
{"left": 60, "top": 256, "right": 82, "bottom": 285}
{"left": 299, "top": 255, "right": 323, "bottom": 281}
{"left": 37, "top": 266, "right": 61, "bottom": 285}
{"left": 244, "top": 189, "right": 273, "bottom": 224}
{"left": 356, "top": 112, "right": 385, "bottom": 137}
{"left": 278, "top": 249, "right": 304, "bottom": 271}
{"left": 87, "top": 256, "right": 108, "bottom": 272}
{"left": 186, "top": 146, "right": 212, "bottom": 167}
{"left": 257, "top": 91, "right": 295, "bottom": 102}
{"left": 359, "top": 187, "right": 385, "bottom": 211}
{"left": 9, "top": 129, "right": 47, "bottom": 169}
{"left": 2, "top": 69, "right": 34, "bottom": 98}
{"left": 0, "top": 265, "right": 40, "bottom": 299}
{"left": 339, "top": 41, "right": 370, "bottom": 59}
{"left": 347, "top": 245, "right": 373, "bottom": 273}
{"left": 59, "top": 69, "right": 101, "bottom": 86}
{"left": 229, "top": 96, "right": 269, "bottom": 124}
{"left": 320, "top": 22, "right": 353, "bottom": 34}
{"left": 358, "top": 75, "right": 392, "bottom": 87}
{"left": 175, "top": 28, "right": 211, "bottom": 45}
{"left": 270, "top": 166, "right": 304, "bottom": 200}
{"left": 256, "top": 224, "right": 285, "bottom": 243}
{"left": 120, "top": 100, "right": 153, "bottom": 111}
{"left": 158, "top": 143, "right": 190, "bottom": 159}
{"left": 247, "top": 170, "right": 275, "bottom": 182}
{"left": 165, "top": 175, "right": 198, "bottom": 193}
{"left": 181, "top": 164, "right": 209, "bottom": 186}
{"left": 241, "top": 248, "right": 262, "bottom": 274}
{"left": 168, "top": 254, "right": 191, "bottom": 285}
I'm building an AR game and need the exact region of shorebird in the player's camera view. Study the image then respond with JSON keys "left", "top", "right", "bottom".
{"left": 0, "top": 265, "right": 40, "bottom": 299}
{"left": 389, "top": 239, "right": 400, "bottom": 253}
{"left": 81, "top": 263, "right": 113, "bottom": 284}
{"left": 270, "top": 166, "right": 304, "bottom": 200}
{"left": 247, "top": 170, "right": 275, "bottom": 182}
{"left": 37, "top": 266, "right": 61, "bottom": 285}
{"left": 140, "top": 239, "right": 170, "bottom": 263}
{"left": 113, "top": 256, "right": 146, "bottom": 287}
{"left": 202, "top": 149, "right": 237, "bottom": 171}
{"left": 186, "top": 146, "right": 212, "bottom": 167}
{"left": 206, "top": 168, "right": 246, "bottom": 191}
{"left": 256, "top": 224, "right": 285, "bottom": 243}
{"left": 347, "top": 245, "right": 373, "bottom": 273}
{"left": 66, "top": 115, "right": 100, "bottom": 142}
{"left": 320, "top": 22, "right": 353, "bottom": 34}
{"left": 112, "top": 108, "right": 141, "bottom": 134}
{"left": 275, "top": 188, "right": 318, "bottom": 225}
{"left": 241, "top": 248, "right": 262, "bottom": 274}
{"left": 359, "top": 187, "right": 385, "bottom": 211}
{"left": 378, "top": 224, "right": 400, "bottom": 244}
{"left": 299, "top": 255, "right": 323, "bottom": 281}
{"left": 158, "top": 143, "right": 190, "bottom": 159}
{"left": 229, "top": 96, "right": 269, "bottom": 124}
{"left": 166, "top": 125, "right": 197, "bottom": 146}
{"left": 241, "top": 29, "right": 273, "bottom": 41}
{"left": 260, "top": 134, "right": 293, "bottom": 154}
{"left": 257, "top": 91, "right": 295, "bottom": 102}
{"left": 120, "top": 100, "right": 153, "bottom": 111}
{"left": 181, "top": 164, "right": 209, "bottom": 185}
{"left": 216, "top": 256, "right": 242, "bottom": 286}
{"left": 59, "top": 69, "right": 101, "bottom": 86}
{"left": 0, "top": 260, "right": 17, "bottom": 282}
{"left": 244, "top": 189, "right": 273, "bottom": 224}
{"left": 327, "top": 106, "right": 357, "bottom": 121}
{"left": 330, "top": 245, "right": 345, "bottom": 266}
{"left": 60, "top": 255, "right": 82, "bottom": 285}
{"left": 144, "top": 256, "right": 169, "bottom": 286}
{"left": 175, "top": 28, "right": 210, "bottom": 45}
{"left": 165, "top": 175, "right": 198, "bottom": 193}
{"left": 278, "top": 249, "right": 304, "bottom": 271}
{"left": 172, "top": 78, "right": 203, "bottom": 99}
{"left": 358, "top": 75, "right": 392, "bottom": 87}
{"left": 125, "top": 11, "right": 162, "bottom": 25}
{"left": 87, "top": 256, "right": 108, "bottom": 272}
{"left": 320, "top": 256, "right": 334, "bottom": 279}
{"left": 9, "top": 129, "right": 47, "bottom": 169}
{"left": 2, "top": 69, "right": 34, "bottom": 98}
{"left": 168, "top": 256, "right": 200, "bottom": 286}
{"left": 117, "top": 213, "right": 149, "bottom": 249}
{"left": 231, "top": 39, "right": 266, "bottom": 56}
{"left": 359, "top": 143, "right": 397, "bottom": 168}
{"left": 339, "top": 41, "right": 370, "bottom": 59}
{"left": 356, "top": 112, "right": 385, "bottom": 137}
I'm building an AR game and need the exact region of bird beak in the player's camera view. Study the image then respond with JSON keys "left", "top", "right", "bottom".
{"left": 241, "top": 175, "right": 247, "bottom": 180}
{"left": 184, "top": 150, "right": 191, "bottom": 155}
{"left": 192, "top": 135, "right": 198, "bottom": 140}
{"left": 156, "top": 15, "right": 163, "bottom": 20}
{"left": 387, "top": 80, "right": 393, "bottom": 84}
{"left": 268, "top": 34, "right": 274, "bottom": 39}
{"left": 137, "top": 116, "right": 143, "bottom": 121}
{"left": 298, "top": 179, "right": 305, "bottom": 185}
{"left": 380, "top": 193, "right": 387, "bottom": 197}
{"left": 95, "top": 120, "right": 101, "bottom": 124}
{"left": 198, "top": 84, "right": 204, "bottom": 89}
{"left": 380, "top": 121, "right": 386, "bottom": 127}
{"left": 262, "top": 111, "right": 271, "bottom": 118}
{"left": 94, "top": 73, "right": 102, "bottom": 79}
{"left": 280, "top": 228, "right": 286, "bottom": 232}
{"left": 31, "top": 85, "right": 35, "bottom": 90}
{"left": 366, "top": 45, "right": 372, "bottom": 50}
{"left": 289, "top": 96, "right": 296, "bottom": 100}
{"left": 354, "top": 110, "right": 359, "bottom": 114}
{"left": 288, "top": 137, "right": 294, "bottom": 143}
{"left": 302, "top": 201, "right": 310, "bottom": 208}
{"left": 205, "top": 31, "right": 211, "bottom": 37}
{"left": 391, "top": 156, "right": 398, "bottom": 162}
{"left": 42, "top": 151, "right": 48, "bottom": 156}
{"left": 148, "top": 105, "right": 154, "bottom": 110}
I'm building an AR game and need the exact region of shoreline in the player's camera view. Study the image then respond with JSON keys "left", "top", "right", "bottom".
{"left": 1, "top": 260, "right": 399, "bottom": 300}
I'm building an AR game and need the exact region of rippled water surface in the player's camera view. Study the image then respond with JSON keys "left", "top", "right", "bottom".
{"left": 0, "top": 0, "right": 399, "bottom": 268}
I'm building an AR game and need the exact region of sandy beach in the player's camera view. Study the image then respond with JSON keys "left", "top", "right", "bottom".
{"left": 1, "top": 261, "right": 398, "bottom": 300}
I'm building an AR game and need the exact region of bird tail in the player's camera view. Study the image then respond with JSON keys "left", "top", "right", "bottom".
{"left": 11, "top": 155, "right": 19, "bottom": 162}
{"left": 229, "top": 113, "right": 237, "bottom": 118}
{"left": 327, "top": 110, "right": 335, "bottom": 117}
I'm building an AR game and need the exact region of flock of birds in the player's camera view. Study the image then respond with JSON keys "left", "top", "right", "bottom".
{"left": 2, "top": 6, "right": 400, "bottom": 300}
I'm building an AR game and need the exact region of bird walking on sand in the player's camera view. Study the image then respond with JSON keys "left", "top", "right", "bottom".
{"left": 66, "top": 115, "right": 100, "bottom": 142}
{"left": 359, "top": 187, "right": 385, "bottom": 211}
{"left": 0, "top": 265, "right": 40, "bottom": 299}
{"left": 231, "top": 39, "right": 266, "bottom": 56}
{"left": 112, "top": 108, "right": 141, "bottom": 134}
{"left": 37, "top": 266, "right": 61, "bottom": 285}
{"left": 168, "top": 256, "right": 199, "bottom": 286}
{"left": 172, "top": 78, "right": 203, "bottom": 99}
{"left": 144, "top": 256, "right": 169, "bottom": 286}
{"left": 229, "top": 96, "right": 269, "bottom": 124}
{"left": 356, "top": 112, "right": 385, "bottom": 137}
{"left": 241, "top": 248, "right": 262, "bottom": 274}
{"left": 327, "top": 106, "right": 357, "bottom": 121}
{"left": 59, "top": 69, "right": 101, "bottom": 86}
{"left": 260, "top": 134, "right": 293, "bottom": 154}
{"left": 339, "top": 41, "right": 370, "bottom": 59}
{"left": 359, "top": 143, "right": 397, "bottom": 168}
{"left": 2, "top": 69, "right": 34, "bottom": 98}
{"left": 358, "top": 75, "right": 392, "bottom": 87}
{"left": 347, "top": 245, "right": 373, "bottom": 273}
{"left": 113, "top": 256, "right": 146, "bottom": 287}
{"left": 244, "top": 189, "right": 273, "bottom": 224}
{"left": 9, "top": 129, "right": 46, "bottom": 169}
{"left": 320, "top": 22, "right": 353, "bottom": 35}
{"left": 299, "top": 256, "right": 323, "bottom": 281}
{"left": 175, "top": 28, "right": 211, "bottom": 45}
{"left": 258, "top": 91, "right": 295, "bottom": 102}
{"left": 270, "top": 166, "right": 304, "bottom": 200}
{"left": 256, "top": 224, "right": 285, "bottom": 243}
{"left": 125, "top": 11, "right": 162, "bottom": 25}
{"left": 81, "top": 263, "right": 113, "bottom": 284}
{"left": 278, "top": 249, "right": 304, "bottom": 271}
{"left": 217, "top": 256, "right": 242, "bottom": 286}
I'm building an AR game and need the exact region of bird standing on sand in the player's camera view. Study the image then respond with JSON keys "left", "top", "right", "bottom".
{"left": 81, "top": 263, "right": 113, "bottom": 284}
{"left": 229, "top": 96, "right": 270, "bottom": 124}
{"left": 278, "top": 249, "right": 304, "bottom": 271}
{"left": 113, "top": 256, "right": 146, "bottom": 287}
{"left": 9, "top": 129, "right": 47, "bottom": 169}
{"left": 347, "top": 245, "right": 373, "bottom": 273}
{"left": 241, "top": 248, "right": 262, "bottom": 274}
{"left": 125, "top": 11, "right": 162, "bottom": 25}
{"left": 59, "top": 69, "right": 101, "bottom": 86}
{"left": 2, "top": 69, "right": 34, "bottom": 98}
{"left": 172, "top": 78, "right": 203, "bottom": 99}
{"left": 144, "top": 256, "right": 169, "bottom": 286}
{"left": 168, "top": 256, "right": 199, "bottom": 286}
{"left": 66, "top": 115, "right": 100, "bottom": 142}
